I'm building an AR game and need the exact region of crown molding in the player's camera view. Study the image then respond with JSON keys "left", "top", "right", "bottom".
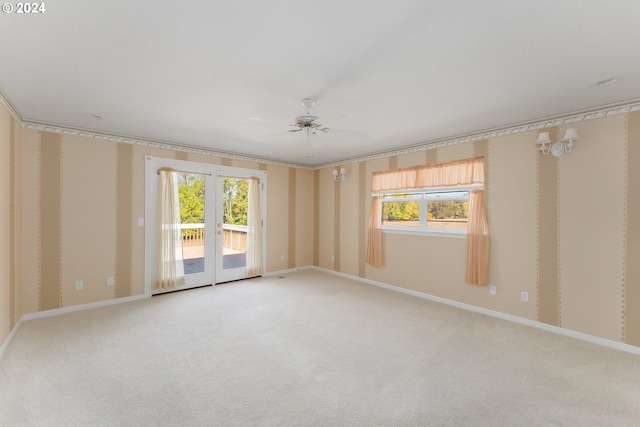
{"left": 0, "top": 89, "right": 310, "bottom": 170}
{"left": 20, "top": 120, "right": 310, "bottom": 170}
{"left": 2, "top": 89, "right": 638, "bottom": 171}
{"left": 25, "top": 120, "right": 311, "bottom": 169}
{"left": 316, "top": 98, "right": 640, "bottom": 169}
{"left": 0, "top": 89, "right": 24, "bottom": 126}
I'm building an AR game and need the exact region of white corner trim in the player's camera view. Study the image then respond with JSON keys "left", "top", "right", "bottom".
{"left": 21, "top": 294, "right": 148, "bottom": 322}
{"left": 0, "top": 317, "right": 24, "bottom": 361}
{"left": 311, "top": 266, "right": 640, "bottom": 356}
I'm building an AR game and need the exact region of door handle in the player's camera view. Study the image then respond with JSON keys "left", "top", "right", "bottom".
{"left": 217, "top": 231, "right": 222, "bottom": 235}
{"left": 217, "top": 223, "right": 222, "bottom": 227}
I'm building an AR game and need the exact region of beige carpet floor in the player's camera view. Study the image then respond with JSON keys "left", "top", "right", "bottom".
{"left": 1, "top": 269, "right": 639, "bottom": 426}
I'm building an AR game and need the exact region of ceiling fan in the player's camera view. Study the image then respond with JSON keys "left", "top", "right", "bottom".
{"left": 288, "top": 98, "right": 327, "bottom": 148}
{"left": 255, "top": 98, "right": 367, "bottom": 147}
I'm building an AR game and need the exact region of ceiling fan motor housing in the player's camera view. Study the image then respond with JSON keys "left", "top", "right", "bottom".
{"left": 295, "top": 114, "right": 319, "bottom": 125}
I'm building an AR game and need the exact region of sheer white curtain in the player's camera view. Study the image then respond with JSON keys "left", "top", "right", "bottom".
{"left": 155, "top": 168, "right": 185, "bottom": 289}
{"left": 246, "top": 177, "right": 262, "bottom": 277}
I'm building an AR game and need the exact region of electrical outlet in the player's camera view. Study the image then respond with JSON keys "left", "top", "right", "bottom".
{"left": 489, "top": 285, "right": 496, "bottom": 295}
{"left": 107, "top": 276, "right": 114, "bottom": 286}
{"left": 331, "top": 255, "right": 335, "bottom": 262}
{"left": 521, "top": 291, "right": 529, "bottom": 302}
{"left": 280, "top": 255, "right": 285, "bottom": 262}
{"left": 138, "top": 218, "right": 144, "bottom": 227}
{"left": 75, "top": 280, "right": 84, "bottom": 291}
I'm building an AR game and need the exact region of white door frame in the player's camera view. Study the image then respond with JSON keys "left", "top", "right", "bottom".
{"left": 144, "top": 156, "right": 267, "bottom": 296}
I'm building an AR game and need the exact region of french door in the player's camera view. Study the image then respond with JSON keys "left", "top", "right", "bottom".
{"left": 178, "top": 171, "right": 214, "bottom": 289}
{"left": 145, "top": 157, "right": 265, "bottom": 295}
{"left": 215, "top": 173, "right": 263, "bottom": 283}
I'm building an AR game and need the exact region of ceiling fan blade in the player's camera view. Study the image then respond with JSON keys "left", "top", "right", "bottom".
{"left": 248, "top": 117, "right": 273, "bottom": 123}
{"left": 288, "top": 128, "right": 302, "bottom": 133}
{"left": 259, "top": 130, "right": 291, "bottom": 139}
{"left": 327, "top": 128, "right": 368, "bottom": 138}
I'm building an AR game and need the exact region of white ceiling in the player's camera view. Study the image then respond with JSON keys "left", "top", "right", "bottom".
{"left": 1, "top": 0, "right": 639, "bottom": 166}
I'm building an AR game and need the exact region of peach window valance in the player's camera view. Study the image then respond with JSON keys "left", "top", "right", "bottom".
{"left": 371, "top": 157, "right": 485, "bottom": 193}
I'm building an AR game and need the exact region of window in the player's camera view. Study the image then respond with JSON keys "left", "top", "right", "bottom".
{"left": 367, "top": 157, "right": 489, "bottom": 283}
{"left": 380, "top": 189, "right": 473, "bottom": 235}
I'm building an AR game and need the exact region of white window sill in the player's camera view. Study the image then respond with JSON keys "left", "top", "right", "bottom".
{"left": 381, "top": 227, "right": 467, "bottom": 239}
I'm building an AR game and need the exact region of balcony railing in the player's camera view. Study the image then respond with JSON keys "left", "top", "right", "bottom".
{"left": 180, "top": 223, "right": 247, "bottom": 252}
{"left": 222, "top": 224, "right": 248, "bottom": 252}
{"left": 181, "top": 223, "right": 205, "bottom": 247}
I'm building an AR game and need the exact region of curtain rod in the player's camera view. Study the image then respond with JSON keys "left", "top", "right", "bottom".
{"left": 157, "top": 167, "right": 211, "bottom": 176}
{"left": 216, "top": 174, "right": 261, "bottom": 181}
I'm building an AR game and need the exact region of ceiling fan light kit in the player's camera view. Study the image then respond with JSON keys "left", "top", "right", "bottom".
{"left": 290, "top": 114, "right": 328, "bottom": 135}
{"left": 287, "top": 98, "right": 329, "bottom": 147}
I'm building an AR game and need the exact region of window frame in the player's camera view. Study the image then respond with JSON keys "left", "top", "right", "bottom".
{"left": 377, "top": 184, "right": 483, "bottom": 239}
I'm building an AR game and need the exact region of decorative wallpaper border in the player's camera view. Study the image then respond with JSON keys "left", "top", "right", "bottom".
{"left": 2, "top": 89, "right": 639, "bottom": 170}
{"left": 328, "top": 99, "right": 640, "bottom": 168}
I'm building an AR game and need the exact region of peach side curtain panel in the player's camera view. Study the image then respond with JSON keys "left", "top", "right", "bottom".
{"left": 155, "top": 169, "right": 185, "bottom": 289}
{"left": 465, "top": 190, "right": 490, "bottom": 285}
{"left": 366, "top": 157, "right": 489, "bottom": 285}
{"left": 365, "top": 196, "right": 383, "bottom": 266}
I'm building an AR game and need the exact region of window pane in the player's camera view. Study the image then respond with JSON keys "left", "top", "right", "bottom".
{"left": 425, "top": 191, "right": 468, "bottom": 201}
{"left": 383, "top": 193, "right": 420, "bottom": 199}
{"left": 382, "top": 201, "right": 420, "bottom": 227}
{"left": 178, "top": 173, "right": 206, "bottom": 275}
{"left": 427, "top": 199, "right": 468, "bottom": 229}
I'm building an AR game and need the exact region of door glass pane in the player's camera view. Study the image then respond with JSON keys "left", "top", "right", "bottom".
{"left": 178, "top": 173, "right": 205, "bottom": 275}
{"left": 222, "top": 177, "right": 248, "bottom": 270}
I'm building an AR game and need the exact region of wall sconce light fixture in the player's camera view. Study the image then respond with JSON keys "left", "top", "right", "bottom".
{"left": 536, "top": 128, "right": 579, "bottom": 157}
{"left": 332, "top": 167, "right": 346, "bottom": 183}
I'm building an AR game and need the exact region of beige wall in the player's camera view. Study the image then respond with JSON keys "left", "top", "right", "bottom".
{"left": 2, "top": 99, "right": 640, "bottom": 350}
{"left": 487, "top": 132, "right": 537, "bottom": 319}
{"left": 16, "top": 129, "right": 312, "bottom": 315}
{"left": 265, "top": 164, "right": 289, "bottom": 272}
{"left": 558, "top": 118, "right": 626, "bottom": 340}
{"left": 0, "top": 107, "right": 10, "bottom": 346}
{"left": 0, "top": 107, "right": 23, "bottom": 348}
{"left": 294, "top": 168, "right": 315, "bottom": 267}
{"left": 12, "top": 120, "right": 23, "bottom": 330}
{"left": 321, "top": 113, "right": 640, "bottom": 345}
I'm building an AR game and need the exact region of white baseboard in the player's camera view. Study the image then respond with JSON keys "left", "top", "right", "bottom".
{"left": 4, "top": 269, "right": 638, "bottom": 359}
{"left": 263, "top": 266, "right": 313, "bottom": 278}
{"left": 311, "top": 266, "right": 640, "bottom": 356}
{"left": 21, "top": 294, "right": 147, "bottom": 322}
{"left": 0, "top": 317, "right": 24, "bottom": 361}
{"left": 1, "top": 295, "right": 148, "bottom": 360}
